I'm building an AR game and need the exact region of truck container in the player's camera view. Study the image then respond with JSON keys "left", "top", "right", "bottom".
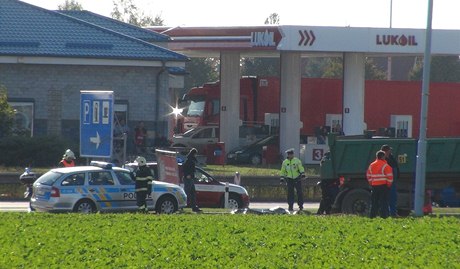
{"left": 320, "top": 134, "right": 460, "bottom": 215}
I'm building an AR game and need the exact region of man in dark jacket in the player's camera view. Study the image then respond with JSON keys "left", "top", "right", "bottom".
{"left": 134, "top": 156, "right": 153, "bottom": 213}
{"left": 182, "top": 148, "right": 202, "bottom": 212}
{"left": 381, "top": 144, "right": 400, "bottom": 217}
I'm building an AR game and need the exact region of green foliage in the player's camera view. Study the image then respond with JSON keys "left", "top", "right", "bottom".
{"left": 319, "top": 57, "right": 343, "bottom": 78}
{"left": 302, "top": 57, "right": 387, "bottom": 80}
{"left": 111, "top": 0, "right": 164, "bottom": 26}
{"left": 0, "top": 213, "right": 459, "bottom": 268}
{"left": 410, "top": 56, "right": 460, "bottom": 82}
{"left": 0, "top": 136, "right": 77, "bottom": 167}
{"left": 264, "top": 13, "right": 280, "bottom": 25}
{"left": 58, "top": 0, "right": 83, "bottom": 11}
{"left": 241, "top": 58, "right": 280, "bottom": 77}
{"left": 0, "top": 85, "right": 14, "bottom": 138}
{"left": 184, "top": 58, "right": 220, "bottom": 91}
{"left": 205, "top": 164, "right": 319, "bottom": 177}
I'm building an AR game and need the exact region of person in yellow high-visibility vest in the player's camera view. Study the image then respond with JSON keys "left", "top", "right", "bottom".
{"left": 280, "top": 148, "right": 306, "bottom": 211}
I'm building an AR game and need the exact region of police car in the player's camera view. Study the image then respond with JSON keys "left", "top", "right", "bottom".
{"left": 30, "top": 161, "right": 187, "bottom": 214}
{"left": 124, "top": 162, "right": 250, "bottom": 210}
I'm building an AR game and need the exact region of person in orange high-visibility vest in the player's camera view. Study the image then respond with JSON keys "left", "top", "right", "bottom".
{"left": 58, "top": 149, "right": 76, "bottom": 167}
{"left": 367, "top": 150, "right": 393, "bottom": 218}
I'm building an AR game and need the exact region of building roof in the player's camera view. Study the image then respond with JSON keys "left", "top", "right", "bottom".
{"left": 167, "top": 67, "right": 188, "bottom": 75}
{"left": 0, "top": 0, "right": 188, "bottom": 62}
{"left": 57, "top": 10, "right": 170, "bottom": 43}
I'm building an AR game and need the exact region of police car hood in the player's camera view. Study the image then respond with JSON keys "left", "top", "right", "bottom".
{"left": 152, "top": 180, "right": 182, "bottom": 189}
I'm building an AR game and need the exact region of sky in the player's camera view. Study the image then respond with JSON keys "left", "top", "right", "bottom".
{"left": 20, "top": 0, "right": 460, "bottom": 30}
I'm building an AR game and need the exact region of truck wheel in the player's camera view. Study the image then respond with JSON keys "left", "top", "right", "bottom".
{"left": 341, "top": 189, "right": 371, "bottom": 216}
{"left": 397, "top": 209, "right": 411, "bottom": 217}
{"left": 250, "top": 154, "right": 262, "bottom": 165}
{"left": 73, "top": 199, "right": 97, "bottom": 214}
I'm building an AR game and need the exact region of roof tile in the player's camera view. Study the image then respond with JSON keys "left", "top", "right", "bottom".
{"left": 0, "top": 0, "right": 188, "bottom": 62}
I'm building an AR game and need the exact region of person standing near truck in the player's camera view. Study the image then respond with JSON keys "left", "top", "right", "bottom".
{"left": 280, "top": 148, "right": 306, "bottom": 211}
{"left": 367, "top": 150, "right": 393, "bottom": 218}
{"left": 381, "top": 144, "right": 400, "bottom": 217}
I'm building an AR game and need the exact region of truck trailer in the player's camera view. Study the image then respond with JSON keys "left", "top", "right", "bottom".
{"left": 179, "top": 76, "right": 460, "bottom": 138}
{"left": 320, "top": 134, "right": 460, "bottom": 215}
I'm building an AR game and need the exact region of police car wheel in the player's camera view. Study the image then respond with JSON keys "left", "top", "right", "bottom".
{"left": 155, "top": 196, "right": 177, "bottom": 214}
{"left": 73, "top": 199, "right": 96, "bottom": 214}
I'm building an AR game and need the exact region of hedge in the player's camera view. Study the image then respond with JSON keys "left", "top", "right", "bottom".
{"left": 0, "top": 136, "right": 78, "bottom": 167}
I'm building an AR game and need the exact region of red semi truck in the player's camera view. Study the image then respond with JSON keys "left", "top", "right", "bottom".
{"left": 178, "top": 77, "right": 460, "bottom": 138}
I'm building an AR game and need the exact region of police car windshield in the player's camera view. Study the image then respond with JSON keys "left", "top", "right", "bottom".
{"left": 35, "top": 171, "right": 63, "bottom": 186}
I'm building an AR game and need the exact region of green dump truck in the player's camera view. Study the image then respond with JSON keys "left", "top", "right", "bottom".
{"left": 320, "top": 135, "right": 460, "bottom": 215}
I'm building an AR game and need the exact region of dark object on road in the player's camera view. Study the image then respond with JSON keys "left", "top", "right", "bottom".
{"left": 231, "top": 206, "right": 291, "bottom": 215}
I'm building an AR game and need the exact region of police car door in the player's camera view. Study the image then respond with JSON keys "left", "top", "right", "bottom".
{"left": 114, "top": 170, "right": 138, "bottom": 210}
{"left": 87, "top": 171, "right": 120, "bottom": 212}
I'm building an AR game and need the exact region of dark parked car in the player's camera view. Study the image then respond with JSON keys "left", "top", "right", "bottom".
{"left": 226, "top": 135, "right": 278, "bottom": 165}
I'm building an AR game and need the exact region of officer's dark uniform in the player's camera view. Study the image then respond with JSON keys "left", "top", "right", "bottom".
{"left": 135, "top": 165, "right": 153, "bottom": 212}
{"left": 182, "top": 148, "right": 202, "bottom": 212}
{"left": 317, "top": 178, "right": 339, "bottom": 215}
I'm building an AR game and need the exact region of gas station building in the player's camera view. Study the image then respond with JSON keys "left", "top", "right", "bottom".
{"left": 151, "top": 25, "right": 460, "bottom": 157}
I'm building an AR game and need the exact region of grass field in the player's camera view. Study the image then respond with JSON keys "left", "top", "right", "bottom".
{"left": 1, "top": 213, "right": 459, "bottom": 268}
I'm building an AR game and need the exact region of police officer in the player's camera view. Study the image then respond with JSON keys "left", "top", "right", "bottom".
{"left": 134, "top": 156, "right": 153, "bottom": 213}
{"left": 182, "top": 148, "right": 202, "bottom": 212}
{"left": 58, "top": 149, "right": 76, "bottom": 167}
{"left": 367, "top": 150, "right": 393, "bottom": 218}
{"left": 280, "top": 148, "right": 306, "bottom": 211}
{"left": 317, "top": 177, "right": 339, "bottom": 215}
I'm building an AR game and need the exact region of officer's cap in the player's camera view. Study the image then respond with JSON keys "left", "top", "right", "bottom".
{"left": 285, "top": 148, "right": 295, "bottom": 154}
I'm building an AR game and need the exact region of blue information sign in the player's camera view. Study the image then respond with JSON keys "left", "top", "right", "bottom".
{"left": 80, "top": 91, "right": 114, "bottom": 158}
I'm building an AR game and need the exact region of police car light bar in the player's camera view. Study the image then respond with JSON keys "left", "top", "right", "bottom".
{"left": 90, "top": 161, "right": 113, "bottom": 169}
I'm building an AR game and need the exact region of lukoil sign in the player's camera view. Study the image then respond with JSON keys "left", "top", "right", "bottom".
{"left": 376, "top": 34, "right": 418, "bottom": 46}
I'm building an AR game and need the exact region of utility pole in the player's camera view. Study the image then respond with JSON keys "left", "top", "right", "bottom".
{"left": 414, "top": 0, "right": 433, "bottom": 217}
{"left": 387, "top": 0, "right": 393, "bottom": 81}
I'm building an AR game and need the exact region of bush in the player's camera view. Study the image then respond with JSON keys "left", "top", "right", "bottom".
{"left": 0, "top": 136, "right": 78, "bottom": 167}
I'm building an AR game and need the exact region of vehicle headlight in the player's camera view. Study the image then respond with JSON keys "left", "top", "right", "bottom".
{"left": 228, "top": 153, "right": 236, "bottom": 158}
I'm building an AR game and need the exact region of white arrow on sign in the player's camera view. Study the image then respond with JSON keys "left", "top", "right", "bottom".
{"left": 90, "top": 131, "right": 101, "bottom": 149}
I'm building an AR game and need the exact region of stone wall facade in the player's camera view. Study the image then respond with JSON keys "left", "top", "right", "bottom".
{"left": 0, "top": 63, "right": 171, "bottom": 145}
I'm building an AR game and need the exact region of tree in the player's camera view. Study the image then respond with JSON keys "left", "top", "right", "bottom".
{"left": 241, "top": 13, "right": 280, "bottom": 77}
{"left": 303, "top": 57, "right": 341, "bottom": 78}
{"left": 58, "top": 0, "right": 83, "bottom": 11}
{"left": 302, "top": 57, "right": 386, "bottom": 80}
{"left": 184, "top": 58, "right": 220, "bottom": 92}
{"left": 0, "top": 85, "right": 14, "bottom": 138}
{"left": 264, "top": 13, "right": 280, "bottom": 25}
{"left": 409, "top": 56, "right": 460, "bottom": 82}
{"left": 111, "top": 0, "right": 164, "bottom": 26}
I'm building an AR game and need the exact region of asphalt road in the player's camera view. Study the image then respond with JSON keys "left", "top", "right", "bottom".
{"left": 0, "top": 201, "right": 319, "bottom": 213}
